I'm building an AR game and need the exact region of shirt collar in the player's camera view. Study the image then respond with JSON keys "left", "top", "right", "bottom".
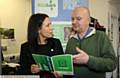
{"left": 71, "top": 27, "right": 96, "bottom": 40}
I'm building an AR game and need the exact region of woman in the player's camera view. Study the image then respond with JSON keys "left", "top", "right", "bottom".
{"left": 19, "top": 13, "right": 64, "bottom": 78}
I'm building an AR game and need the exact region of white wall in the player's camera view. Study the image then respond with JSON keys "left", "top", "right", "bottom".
{"left": 89, "top": 0, "right": 109, "bottom": 29}
{"left": 0, "top": 0, "right": 32, "bottom": 56}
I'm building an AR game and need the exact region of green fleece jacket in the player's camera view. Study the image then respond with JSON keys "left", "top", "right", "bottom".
{"left": 65, "top": 27, "right": 117, "bottom": 78}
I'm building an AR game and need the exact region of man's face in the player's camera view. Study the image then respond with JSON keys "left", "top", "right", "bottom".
{"left": 71, "top": 9, "right": 90, "bottom": 33}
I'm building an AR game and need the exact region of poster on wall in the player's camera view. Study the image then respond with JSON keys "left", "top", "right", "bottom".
{"left": 0, "top": 28, "right": 16, "bottom": 55}
{"left": 32, "top": 0, "right": 88, "bottom": 21}
{"left": 52, "top": 23, "right": 72, "bottom": 50}
{"left": 0, "top": 28, "right": 14, "bottom": 39}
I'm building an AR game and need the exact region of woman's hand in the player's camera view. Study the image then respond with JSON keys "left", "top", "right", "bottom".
{"left": 53, "top": 71, "right": 63, "bottom": 78}
{"left": 31, "top": 64, "right": 40, "bottom": 73}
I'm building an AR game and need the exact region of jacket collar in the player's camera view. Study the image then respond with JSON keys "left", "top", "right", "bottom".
{"left": 71, "top": 27, "right": 96, "bottom": 40}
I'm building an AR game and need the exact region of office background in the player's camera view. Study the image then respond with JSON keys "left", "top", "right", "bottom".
{"left": 0, "top": 0, "right": 120, "bottom": 78}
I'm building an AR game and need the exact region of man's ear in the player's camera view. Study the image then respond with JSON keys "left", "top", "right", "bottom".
{"left": 88, "top": 17, "right": 91, "bottom": 24}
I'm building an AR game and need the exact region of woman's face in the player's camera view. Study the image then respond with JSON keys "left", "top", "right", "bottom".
{"left": 38, "top": 17, "right": 53, "bottom": 39}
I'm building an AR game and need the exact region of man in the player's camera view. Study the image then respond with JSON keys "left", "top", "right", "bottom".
{"left": 65, "top": 7, "right": 117, "bottom": 78}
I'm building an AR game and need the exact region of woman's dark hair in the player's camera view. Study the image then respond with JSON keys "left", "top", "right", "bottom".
{"left": 27, "top": 13, "right": 49, "bottom": 43}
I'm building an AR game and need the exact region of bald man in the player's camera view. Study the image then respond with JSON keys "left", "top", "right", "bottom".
{"left": 65, "top": 7, "right": 117, "bottom": 78}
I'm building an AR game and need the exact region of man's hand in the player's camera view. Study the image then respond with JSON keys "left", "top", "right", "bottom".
{"left": 73, "top": 47, "right": 89, "bottom": 64}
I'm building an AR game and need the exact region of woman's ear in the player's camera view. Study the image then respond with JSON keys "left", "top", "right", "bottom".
{"left": 38, "top": 28, "right": 41, "bottom": 34}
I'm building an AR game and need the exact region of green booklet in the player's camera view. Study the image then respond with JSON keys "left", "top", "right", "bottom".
{"left": 32, "top": 54, "right": 74, "bottom": 75}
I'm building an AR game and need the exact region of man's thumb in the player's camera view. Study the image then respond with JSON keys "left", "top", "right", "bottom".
{"left": 76, "top": 47, "right": 81, "bottom": 53}
{"left": 76, "top": 47, "right": 83, "bottom": 53}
